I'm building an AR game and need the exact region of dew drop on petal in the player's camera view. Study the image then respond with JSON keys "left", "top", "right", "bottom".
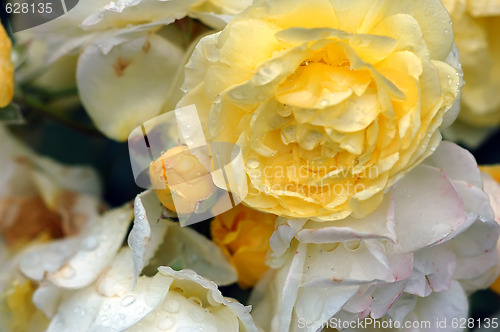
{"left": 120, "top": 295, "right": 136, "bottom": 307}
{"left": 60, "top": 265, "right": 76, "bottom": 279}
{"left": 189, "top": 308, "right": 205, "bottom": 323}
{"left": 163, "top": 298, "right": 180, "bottom": 313}
{"left": 81, "top": 236, "right": 99, "bottom": 251}
{"left": 157, "top": 317, "right": 175, "bottom": 330}
{"left": 245, "top": 158, "right": 260, "bottom": 169}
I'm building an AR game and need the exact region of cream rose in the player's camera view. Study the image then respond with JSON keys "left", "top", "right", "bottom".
{"left": 0, "top": 125, "right": 102, "bottom": 331}
{"left": 179, "top": 0, "right": 462, "bottom": 221}
{"left": 442, "top": 0, "right": 500, "bottom": 127}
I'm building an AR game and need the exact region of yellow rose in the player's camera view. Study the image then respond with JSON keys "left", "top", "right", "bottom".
{"left": 443, "top": 0, "right": 500, "bottom": 127}
{"left": 211, "top": 204, "right": 276, "bottom": 288}
{"left": 180, "top": 0, "right": 461, "bottom": 220}
{"left": 0, "top": 23, "right": 13, "bottom": 107}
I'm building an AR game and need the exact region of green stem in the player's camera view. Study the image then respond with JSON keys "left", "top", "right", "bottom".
{"left": 16, "top": 93, "right": 103, "bottom": 137}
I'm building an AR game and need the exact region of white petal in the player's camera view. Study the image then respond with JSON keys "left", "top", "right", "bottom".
{"left": 129, "top": 191, "right": 237, "bottom": 286}
{"left": 128, "top": 190, "right": 167, "bottom": 283}
{"left": 483, "top": 173, "right": 500, "bottom": 223}
{"left": 157, "top": 267, "right": 258, "bottom": 332}
{"left": 77, "top": 34, "right": 184, "bottom": 141}
{"left": 19, "top": 238, "right": 81, "bottom": 281}
{"left": 424, "top": 141, "right": 482, "bottom": 188}
{"left": 389, "top": 164, "right": 467, "bottom": 253}
{"left": 82, "top": 0, "right": 198, "bottom": 30}
{"left": 47, "top": 249, "right": 172, "bottom": 332}
{"left": 402, "top": 281, "right": 468, "bottom": 332}
{"left": 47, "top": 205, "right": 133, "bottom": 289}
{"left": 33, "top": 283, "right": 64, "bottom": 318}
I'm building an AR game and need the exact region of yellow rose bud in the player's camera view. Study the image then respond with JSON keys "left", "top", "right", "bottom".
{"left": 180, "top": 0, "right": 461, "bottom": 221}
{"left": 442, "top": 0, "right": 500, "bottom": 127}
{"left": 150, "top": 145, "right": 216, "bottom": 214}
{"left": 211, "top": 204, "right": 276, "bottom": 288}
{"left": 0, "top": 23, "right": 14, "bottom": 107}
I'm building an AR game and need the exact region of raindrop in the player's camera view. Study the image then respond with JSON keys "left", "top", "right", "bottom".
{"left": 189, "top": 297, "right": 203, "bottom": 307}
{"left": 189, "top": 308, "right": 205, "bottom": 323}
{"left": 245, "top": 158, "right": 260, "bottom": 169}
{"left": 82, "top": 236, "right": 99, "bottom": 251}
{"left": 163, "top": 299, "right": 180, "bottom": 313}
{"left": 61, "top": 265, "right": 76, "bottom": 279}
{"left": 157, "top": 317, "right": 175, "bottom": 330}
{"left": 121, "top": 295, "right": 136, "bottom": 307}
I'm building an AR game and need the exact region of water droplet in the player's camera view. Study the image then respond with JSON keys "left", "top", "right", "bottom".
{"left": 121, "top": 295, "right": 136, "bottom": 307}
{"left": 245, "top": 158, "right": 260, "bottom": 169}
{"left": 189, "top": 308, "right": 205, "bottom": 323}
{"left": 100, "top": 315, "right": 108, "bottom": 322}
{"left": 299, "top": 130, "right": 322, "bottom": 150}
{"left": 177, "top": 327, "right": 203, "bottom": 332}
{"left": 82, "top": 236, "right": 99, "bottom": 251}
{"left": 60, "top": 265, "right": 76, "bottom": 279}
{"left": 157, "top": 317, "right": 175, "bottom": 330}
{"left": 343, "top": 240, "right": 361, "bottom": 252}
{"left": 189, "top": 297, "right": 203, "bottom": 307}
{"left": 163, "top": 299, "right": 180, "bottom": 313}
{"left": 137, "top": 214, "right": 145, "bottom": 220}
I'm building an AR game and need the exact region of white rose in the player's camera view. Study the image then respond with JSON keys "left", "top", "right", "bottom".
{"left": 249, "top": 142, "right": 499, "bottom": 332}
{"left": 44, "top": 249, "right": 258, "bottom": 332}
